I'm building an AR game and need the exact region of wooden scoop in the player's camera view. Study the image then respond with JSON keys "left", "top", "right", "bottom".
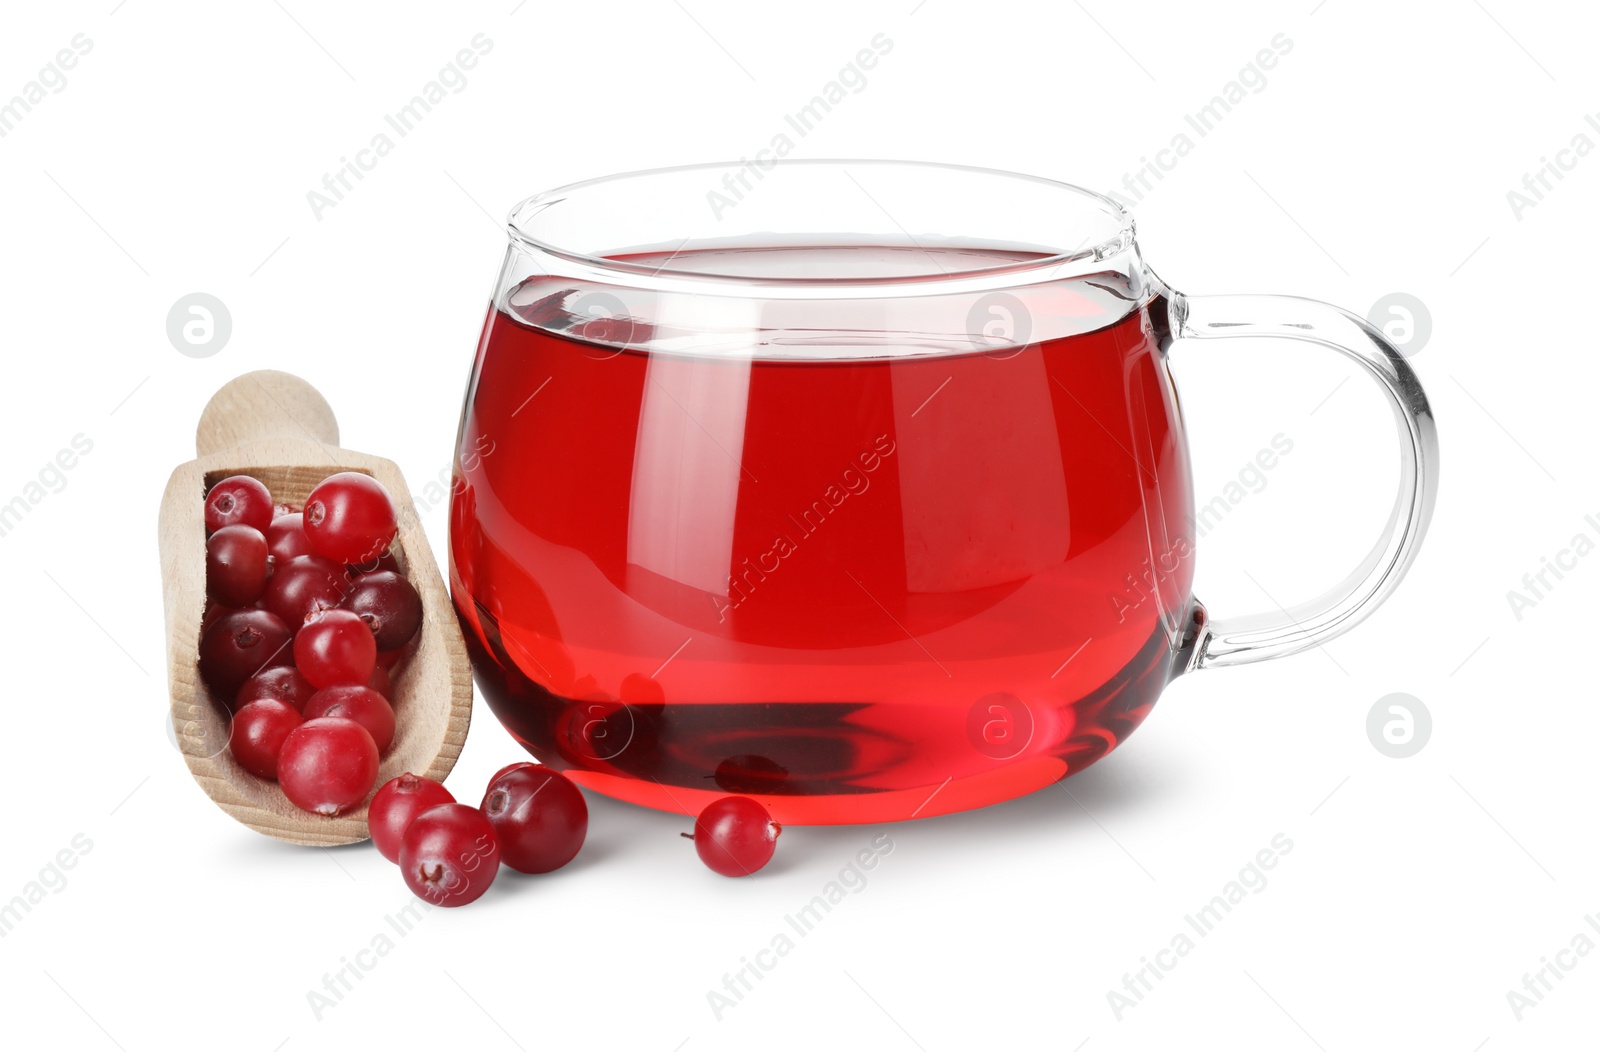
{"left": 159, "top": 371, "right": 472, "bottom": 845}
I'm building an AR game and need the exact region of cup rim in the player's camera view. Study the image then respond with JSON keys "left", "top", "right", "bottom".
{"left": 505, "top": 159, "right": 1136, "bottom": 290}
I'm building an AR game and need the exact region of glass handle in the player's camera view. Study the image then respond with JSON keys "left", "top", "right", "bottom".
{"left": 1171, "top": 292, "right": 1439, "bottom": 670}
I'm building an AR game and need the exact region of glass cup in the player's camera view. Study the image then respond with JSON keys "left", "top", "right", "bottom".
{"left": 449, "top": 160, "right": 1437, "bottom": 824}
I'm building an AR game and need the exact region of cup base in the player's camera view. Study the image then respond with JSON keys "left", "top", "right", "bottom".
{"left": 460, "top": 606, "right": 1196, "bottom": 825}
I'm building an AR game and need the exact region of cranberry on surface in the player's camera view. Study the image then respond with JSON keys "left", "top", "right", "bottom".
{"left": 481, "top": 765, "right": 587, "bottom": 874}
{"left": 399, "top": 804, "right": 501, "bottom": 907}
{"left": 370, "top": 774, "right": 455, "bottom": 863}
{"left": 690, "top": 797, "right": 781, "bottom": 877}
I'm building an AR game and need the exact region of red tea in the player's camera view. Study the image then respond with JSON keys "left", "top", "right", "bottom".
{"left": 450, "top": 246, "right": 1199, "bottom": 824}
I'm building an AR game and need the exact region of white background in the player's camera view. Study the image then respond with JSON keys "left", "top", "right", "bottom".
{"left": 1, "top": 1, "right": 1594, "bottom": 1049}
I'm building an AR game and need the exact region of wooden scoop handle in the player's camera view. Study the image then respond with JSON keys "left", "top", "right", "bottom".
{"left": 196, "top": 370, "right": 340, "bottom": 457}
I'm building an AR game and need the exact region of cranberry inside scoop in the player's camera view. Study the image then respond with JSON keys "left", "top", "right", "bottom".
{"left": 205, "top": 475, "right": 274, "bottom": 534}
{"left": 343, "top": 571, "right": 422, "bottom": 652}
{"left": 199, "top": 609, "right": 294, "bottom": 695}
{"left": 304, "top": 684, "right": 395, "bottom": 753}
{"left": 201, "top": 601, "right": 229, "bottom": 635}
{"left": 263, "top": 554, "right": 350, "bottom": 627}
{"left": 229, "top": 699, "right": 303, "bottom": 780}
{"left": 235, "top": 666, "right": 317, "bottom": 714}
{"left": 304, "top": 472, "right": 398, "bottom": 565}
{"left": 265, "top": 512, "right": 315, "bottom": 563}
{"left": 277, "top": 717, "right": 380, "bottom": 816}
{"left": 349, "top": 548, "right": 402, "bottom": 576}
{"left": 293, "top": 608, "right": 376, "bottom": 689}
{"left": 206, "top": 525, "right": 271, "bottom": 607}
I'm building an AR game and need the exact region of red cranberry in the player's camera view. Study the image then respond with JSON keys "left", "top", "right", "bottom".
{"left": 690, "top": 797, "right": 780, "bottom": 877}
{"left": 713, "top": 754, "right": 790, "bottom": 794}
{"left": 229, "top": 699, "right": 303, "bottom": 780}
{"left": 490, "top": 761, "right": 535, "bottom": 784}
{"left": 199, "top": 609, "right": 293, "bottom": 694}
{"left": 399, "top": 804, "right": 501, "bottom": 907}
{"left": 274, "top": 501, "right": 302, "bottom": 518}
{"left": 201, "top": 601, "right": 230, "bottom": 635}
{"left": 349, "top": 549, "right": 402, "bottom": 576}
{"left": 206, "top": 525, "right": 271, "bottom": 607}
{"left": 262, "top": 554, "right": 350, "bottom": 627}
{"left": 367, "top": 662, "right": 392, "bottom": 699}
{"left": 205, "top": 475, "right": 274, "bottom": 534}
{"left": 480, "top": 765, "right": 587, "bottom": 874}
{"left": 343, "top": 571, "right": 422, "bottom": 652}
{"left": 278, "top": 717, "right": 380, "bottom": 815}
{"left": 235, "top": 666, "right": 317, "bottom": 714}
{"left": 294, "top": 609, "right": 376, "bottom": 688}
{"left": 304, "top": 473, "right": 398, "bottom": 565}
{"left": 304, "top": 685, "right": 395, "bottom": 753}
{"left": 369, "top": 774, "right": 455, "bottom": 863}
{"left": 265, "top": 513, "right": 314, "bottom": 563}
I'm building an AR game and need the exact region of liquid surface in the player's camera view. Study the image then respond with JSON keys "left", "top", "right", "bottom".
{"left": 451, "top": 245, "right": 1198, "bottom": 824}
